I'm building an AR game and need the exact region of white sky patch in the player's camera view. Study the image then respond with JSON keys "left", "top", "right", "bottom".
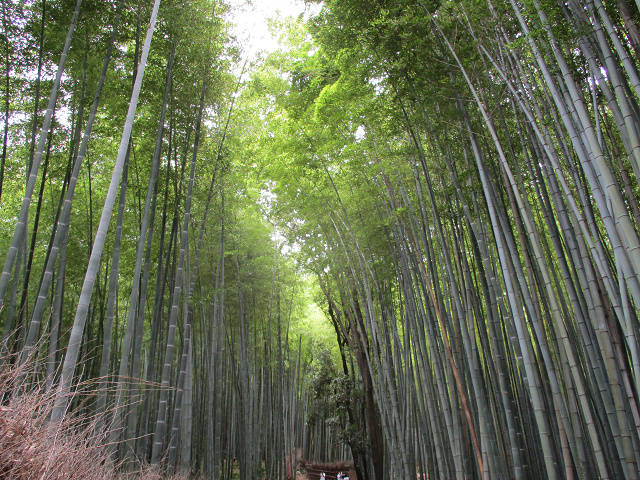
{"left": 259, "top": 184, "right": 301, "bottom": 255}
{"left": 259, "top": 185, "right": 277, "bottom": 215}
{"left": 369, "top": 75, "right": 386, "bottom": 95}
{"left": 226, "top": 0, "right": 322, "bottom": 60}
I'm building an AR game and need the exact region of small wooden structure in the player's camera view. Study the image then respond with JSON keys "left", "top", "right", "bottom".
{"left": 299, "top": 460, "right": 356, "bottom": 480}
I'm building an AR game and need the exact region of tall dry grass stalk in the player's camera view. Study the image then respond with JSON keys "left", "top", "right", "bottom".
{"left": 0, "top": 355, "right": 190, "bottom": 479}
{"left": 0, "top": 353, "right": 113, "bottom": 479}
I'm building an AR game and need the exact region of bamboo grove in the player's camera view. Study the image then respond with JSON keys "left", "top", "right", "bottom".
{"left": 0, "top": 0, "right": 316, "bottom": 478}
{"left": 2, "top": 0, "right": 640, "bottom": 479}
{"left": 253, "top": 0, "right": 640, "bottom": 478}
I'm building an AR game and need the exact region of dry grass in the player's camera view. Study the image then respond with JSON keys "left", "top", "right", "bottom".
{"left": 0, "top": 356, "right": 187, "bottom": 479}
{"left": 0, "top": 356, "right": 113, "bottom": 479}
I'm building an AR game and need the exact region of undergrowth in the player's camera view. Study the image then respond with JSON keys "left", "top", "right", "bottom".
{"left": 0, "top": 355, "right": 187, "bottom": 479}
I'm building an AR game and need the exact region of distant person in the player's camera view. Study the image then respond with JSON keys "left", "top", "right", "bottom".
{"left": 337, "top": 472, "right": 342, "bottom": 480}
{"left": 320, "top": 472, "right": 326, "bottom": 480}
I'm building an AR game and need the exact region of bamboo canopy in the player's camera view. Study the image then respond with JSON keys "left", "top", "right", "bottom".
{"left": 1, "top": 0, "right": 640, "bottom": 479}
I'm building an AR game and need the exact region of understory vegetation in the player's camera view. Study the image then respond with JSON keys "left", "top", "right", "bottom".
{"left": 2, "top": 0, "right": 640, "bottom": 479}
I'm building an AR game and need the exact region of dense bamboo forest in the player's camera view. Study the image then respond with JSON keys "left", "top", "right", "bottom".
{"left": 2, "top": 0, "right": 640, "bottom": 478}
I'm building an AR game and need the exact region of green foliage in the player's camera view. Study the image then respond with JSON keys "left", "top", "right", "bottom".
{"left": 306, "top": 344, "right": 366, "bottom": 451}
{"left": 5, "top": 0, "right": 640, "bottom": 476}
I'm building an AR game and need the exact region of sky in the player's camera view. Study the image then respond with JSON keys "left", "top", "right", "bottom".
{"left": 226, "top": 0, "right": 322, "bottom": 59}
